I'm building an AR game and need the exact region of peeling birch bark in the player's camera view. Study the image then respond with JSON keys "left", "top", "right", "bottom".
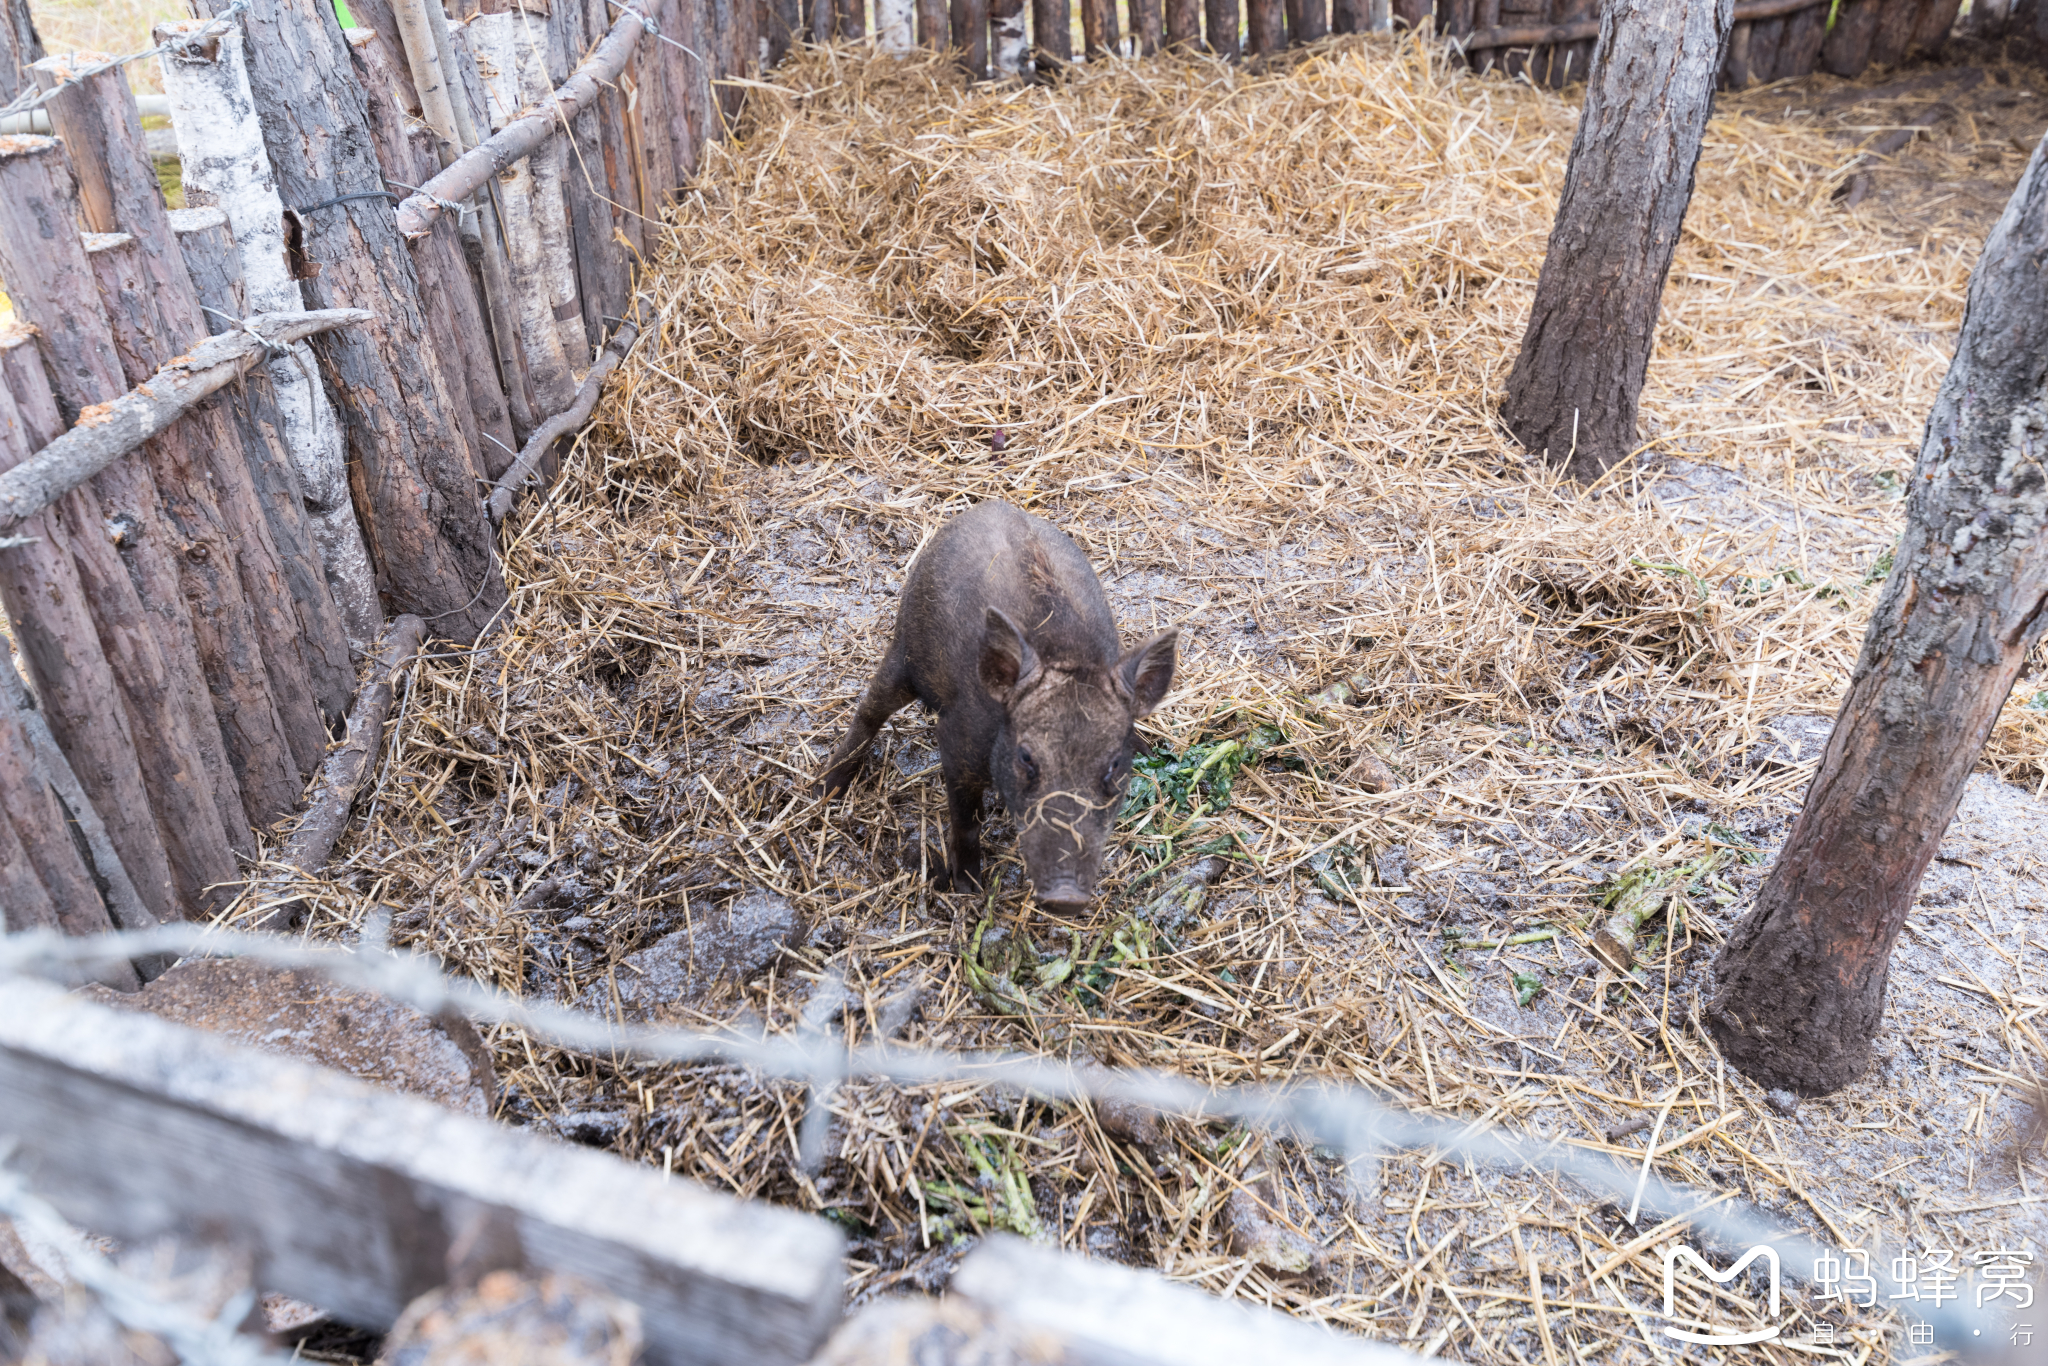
{"left": 154, "top": 20, "right": 383, "bottom": 644}
{"left": 878, "top": 0, "right": 915, "bottom": 49}
{"left": 468, "top": 11, "right": 579, "bottom": 406}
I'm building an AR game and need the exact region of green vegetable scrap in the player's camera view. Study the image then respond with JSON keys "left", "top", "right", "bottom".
{"left": 1511, "top": 970, "right": 1545, "bottom": 1007}
{"left": 1590, "top": 842, "right": 1737, "bottom": 971}
{"left": 1125, "top": 722, "right": 1287, "bottom": 820}
{"left": 1308, "top": 841, "right": 1373, "bottom": 904}
{"left": 962, "top": 917, "right": 1077, "bottom": 1020}
{"left": 921, "top": 1128, "right": 1043, "bottom": 1240}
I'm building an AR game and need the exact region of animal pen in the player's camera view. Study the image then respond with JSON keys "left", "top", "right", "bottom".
{"left": 0, "top": 0, "right": 2046, "bottom": 1353}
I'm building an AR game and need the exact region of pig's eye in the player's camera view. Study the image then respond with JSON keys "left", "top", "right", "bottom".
{"left": 1017, "top": 746, "right": 1040, "bottom": 788}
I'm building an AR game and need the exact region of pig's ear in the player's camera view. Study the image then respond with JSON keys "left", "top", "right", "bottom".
{"left": 1117, "top": 630, "right": 1178, "bottom": 718}
{"left": 980, "top": 608, "right": 1039, "bottom": 703}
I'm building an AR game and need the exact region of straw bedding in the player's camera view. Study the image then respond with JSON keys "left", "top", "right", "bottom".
{"left": 234, "top": 37, "right": 2048, "bottom": 1362}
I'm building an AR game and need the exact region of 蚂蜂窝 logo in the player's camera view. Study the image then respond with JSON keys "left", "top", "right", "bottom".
{"left": 1662, "top": 1244, "right": 1782, "bottom": 1345}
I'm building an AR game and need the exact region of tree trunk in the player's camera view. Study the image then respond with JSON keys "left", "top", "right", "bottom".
{"left": 1081, "top": 0, "right": 1121, "bottom": 56}
{"left": 1290, "top": 0, "right": 1327, "bottom": 43}
{"left": 880, "top": 0, "right": 917, "bottom": 46}
{"left": 1709, "top": 135, "right": 2048, "bottom": 1096}
{"left": 1132, "top": 0, "right": 1164, "bottom": 51}
{"left": 956, "top": 0, "right": 992, "bottom": 71}
{"left": 168, "top": 207, "right": 357, "bottom": 737}
{"left": 1206, "top": 0, "right": 1240, "bottom": 55}
{"left": 993, "top": 0, "right": 1029, "bottom": 68}
{"left": 1331, "top": 0, "right": 1368, "bottom": 33}
{"left": 156, "top": 18, "right": 386, "bottom": 643}
{"left": 0, "top": 333, "right": 181, "bottom": 928}
{"left": 922, "top": 0, "right": 954, "bottom": 47}
{"left": 1166, "top": 0, "right": 1202, "bottom": 47}
{"left": 1498, "top": 0, "right": 1731, "bottom": 484}
{"left": 0, "top": 0, "right": 41, "bottom": 103}
{"left": 1247, "top": 0, "right": 1285, "bottom": 53}
{"left": 0, "top": 138, "right": 253, "bottom": 911}
{"left": 180, "top": 0, "right": 508, "bottom": 644}
{"left": 766, "top": 0, "right": 800, "bottom": 59}
{"left": 1033, "top": 0, "right": 1072, "bottom": 64}
{"left": 41, "top": 55, "right": 336, "bottom": 806}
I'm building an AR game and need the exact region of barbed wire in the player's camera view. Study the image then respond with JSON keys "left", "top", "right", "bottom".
{"left": 0, "top": 923, "right": 1998, "bottom": 1359}
{"left": 0, "top": 0, "right": 251, "bottom": 124}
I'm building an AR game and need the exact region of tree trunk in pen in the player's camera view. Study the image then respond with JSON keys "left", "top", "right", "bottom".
{"left": 1247, "top": 0, "right": 1285, "bottom": 53}
{"left": 1288, "top": 0, "right": 1327, "bottom": 43}
{"left": 992, "top": 0, "right": 1028, "bottom": 69}
{"left": 1081, "top": 0, "right": 1120, "bottom": 56}
{"left": 921, "top": 0, "right": 952, "bottom": 47}
{"left": 181, "top": 0, "right": 508, "bottom": 644}
{"left": 1498, "top": 0, "right": 1731, "bottom": 484}
{"left": 1166, "top": 0, "right": 1201, "bottom": 48}
{"left": 38, "top": 56, "right": 339, "bottom": 799}
{"left": 557, "top": 0, "right": 632, "bottom": 354}
{"left": 155, "top": 18, "right": 385, "bottom": 643}
{"left": 440, "top": 20, "right": 544, "bottom": 440}
{"left": 837, "top": 0, "right": 866, "bottom": 37}
{"left": 1206, "top": 0, "right": 1240, "bottom": 55}
{"left": 1710, "top": 133, "right": 2048, "bottom": 1096}
{"left": 1132, "top": 0, "right": 1163, "bottom": 52}
{"left": 0, "top": 139, "right": 252, "bottom": 911}
{"left": 167, "top": 207, "right": 355, "bottom": 736}
{"left": 956, "top": 0, "right": 991, "bottom": 72}
{"left": 85, "top": 232, "right": 305, "bottom": 829}
{"left": 0, "top": 0, "right": 40, "bottom": 103}
{"left": 1331, "top": 0, "right": 1367, "bottom": 32}
{"left": 1031, "top": 0, "right": 1070, "bottom": 64}
{"left": 766, "top": 0, "right": 800, "bottom": 59}
{"left": 0, "top": 333, "right": 181, "bottom": 929}
{"left": 879, "top": 0, "right": 916, "bottom": 47}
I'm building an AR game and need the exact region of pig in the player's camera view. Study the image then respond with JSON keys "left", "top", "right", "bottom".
{"left": 818, "top": 501, "right": 1177, "bottom": 913}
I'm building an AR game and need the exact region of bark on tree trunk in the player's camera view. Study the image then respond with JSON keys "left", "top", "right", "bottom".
{"left": 0, "top": 331, "right": 181, "bottom": 929}
{"left": 1498, "top": 0, "right": 1731, "bottom": 484}
{"left": 40, "top": 56, "right": 339, "bottom": 801}
{"left": 1081, "top": 0, "right": 1121, "bottom": 56}
{"left": 0, "top": 138, "right": 253, "bottom": 909}
{"left": 1247, "top": 0, "right": 1285, "bottom": 54}
{"left": 1709, "top": 135, "right": 2048, "bottom": 1096}
{"left": 1206, "top": 0, "right": 1240, "bottom": 55}
{"left": 1331, "top": 0, "right": 1368, "bottom": 32}
{"left": 0, "top": 0, "right": 41, "bottom": 103}
{"left": 921, "top": 0, "right": 953, "bottom": 47}
{"left": 992, "top": 0, "right": 1029, "bottom": 69}
{"left": 1166, "top": 0, "right": 1201, "bottom": 47}
{"left": 166, "top": 209, "right": 358, "bottom": 737}
{"left": 155, "top": 18, "right": 385, "bottom": 643}
{"left": 179, "top": 0, "right": 508, "bottom": 644}
{"left": 956, "top": 0, "right": 992, "bottom": 72}
{"left": 1290, "top": 0, "right": 1327, "bottom": 43}
{"left": 879, "top": 0, "right": 917, "bottom": 46}
{"left": 1132, "top": 0, "right": 1164, "bottom": 52}
{"left": 1033, "top": 0, "right": 1071, "bottom": 64}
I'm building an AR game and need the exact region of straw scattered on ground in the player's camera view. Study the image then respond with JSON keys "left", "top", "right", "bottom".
{"left": 234, "top": 37, "right": 2048, "bottom": 1364}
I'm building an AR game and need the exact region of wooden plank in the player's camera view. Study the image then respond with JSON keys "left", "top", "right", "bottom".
{"left": 0, "top": 977, "right": 845, "bottom": 1365}
{"left": 953, "top": 1235, "right": 1420, "bottom": 1366}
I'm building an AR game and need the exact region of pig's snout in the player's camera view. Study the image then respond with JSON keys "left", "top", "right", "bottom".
{"left": 1033, "top": 879, "right": 1094, "bottom": 915}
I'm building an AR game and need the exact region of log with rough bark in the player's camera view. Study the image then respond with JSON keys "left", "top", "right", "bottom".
{"left": 487, "top": 323, "right": 639, "bottom": 523}
{"left": 1288, "top": 0, "right": 1327, "bottom": 44}
{"left": 42, "top": 56, "right": 339, "bottom": 808}
{"left": 555, "top": 0, "right": 633, "bottom": 356}
{"left": 0, "top": 136, "right": 252, "bottom": 908}
{"left": 84, "top": 232, "right": 303, "bottom": 828}
{"left": 392, "top": 0, "right": 652, "bottom": 238}
{"left": 481, "top": 9, "right": 587, "bottom": 371}
{"left": 766, "top": 0, "right": 800, "bottom": 59}
{"left": 1206, "top": 0, "right": 1240, "bottom": 55}
{"left": 1081, "top": 0, "right": 1121, "bottom": 56}
{"left": 155, "top": 20, "right": 384, "bottom": 642}
{"left": 0, "top": 0, "right": 38, "bottom": 102}
{"left": 955, "top": 0, "right": 991, "bottom": 72}
{"left": 469, "top": 13, "right": 580, "bottom": 412}
{"left": 1710, "top": 134, "right": 2048, "bottom": 1096}
{"left": 1033, "top": 0, "right": 1072, "bottom": 63}
{"left": 168, "top": 208, "right": 357, "bottom": 734}
{"left": 1247, "top": 0, "right": 1284, "bottom": 52}
{"left": 179, "top": 0, "right": 507, "bottom": 645}
{"left": 1331, "top": 0, "right": 1368, "bottom": 32}
{"left": 920, "top": 0, "right": 951, "bottom": 47}
{"left": 1166, "top": 0, "right": 1201, "bottom": 47}
{"left": 0, "top": 331, "right": 180, "bottom": 933}
{"left": 1498, "top": 0, "right": 1731, "bottom": 484}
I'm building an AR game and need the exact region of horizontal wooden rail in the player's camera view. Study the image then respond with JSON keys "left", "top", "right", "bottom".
{"left": 1462, "top": 0, "right": 1822, "bottom": 50}
{"left": 0, "top": 976, "right": 846, "bottom": 1365}
{"left": 391, "top": 1, "right": 652, "bottom": 240}
{"left": 486, "top": 321, "right": 639, "bottom": 522}
{"left": 0, "top": 307, "right": 373, "bottom": 537}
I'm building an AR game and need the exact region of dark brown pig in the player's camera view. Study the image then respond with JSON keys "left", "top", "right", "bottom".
{"left": 818, "top": 502, "right": 1177, "bottom": 913}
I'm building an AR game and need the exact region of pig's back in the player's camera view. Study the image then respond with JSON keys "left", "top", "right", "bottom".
{"left": 900, "top": 502, "right": 1120, "bottom": 708}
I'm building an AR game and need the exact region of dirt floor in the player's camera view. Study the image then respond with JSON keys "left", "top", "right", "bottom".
{"left": 239, "top": 36, "right": 2048, "bottom": 1365}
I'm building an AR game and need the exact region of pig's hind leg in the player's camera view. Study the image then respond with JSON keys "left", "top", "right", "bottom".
{"left": 817, "top": 641, "right": 914, "bottom": 797}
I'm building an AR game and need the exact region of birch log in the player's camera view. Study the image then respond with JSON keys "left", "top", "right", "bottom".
{"left": 168, "top": 208, "right": 357, "bottom": 735}
{"left": 0, "top": 138, "right": 252, "bottom": 909}
{"left": 175, "top": 0, "right": 508, "bottom": 645}
{"left": 40, "top": 54, "right": 339, "bottom": 805}
{"left": 878, "top": 0, "right": 916, "bottom": 48}
{"left": 991, "top": 0, "right": 1027, "bottom": 70}
{"left": 470, "top": 11, "right": 586, "bottom": 391}
{"left": 0, "top": 328, "right": 180, "bottom": 931}
{"left": 551, "top": 0, "right": 629, "bottom": 356}
{"left": 154, "top": 20, "right": 384, "bottom": 643}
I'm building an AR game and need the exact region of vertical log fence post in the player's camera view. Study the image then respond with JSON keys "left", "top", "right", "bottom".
{"left": 956, "top": 0, "right": 992, "bottom": 72}
{"left": 0, "top": 139, "right": 251, "bottom": 915}
{"left": 992, "top": 0, "right": 1028, "bottom": 67}
{"left": 1248, "top": 0, "right": 1285, "bottom": 52}
{"left": 179, "top": 0, "right": 508, "bottom": 645}
{"left": 1133, "top": 0, "right": 1164, "bottom": 51}
{"left": 167, "top": 207, "right": 355, "bottom": 731}
{"left": 155, "top": 18, "right": 385, "bottom": 643}
{"left": 0, "top": 328, "right": 181, "bottom": 929}
{"left": 880, "top": 0, "right": 917, "bottom": 46}
{"left": 1082, "top": 0, "right": 1121, "bottom": 57}
{"left": 36, "top": 54, "right": 339, "bottom": 805}
{"left": 1207, "top": 0, "right": 1242, "bottom": 54}
{"left": 1166, "top": 0, "right": 1202, "bottom": 49}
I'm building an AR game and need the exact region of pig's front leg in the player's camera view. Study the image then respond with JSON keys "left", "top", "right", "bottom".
{"left": 938, "top": 746, "right": 988, "bottom": 892}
